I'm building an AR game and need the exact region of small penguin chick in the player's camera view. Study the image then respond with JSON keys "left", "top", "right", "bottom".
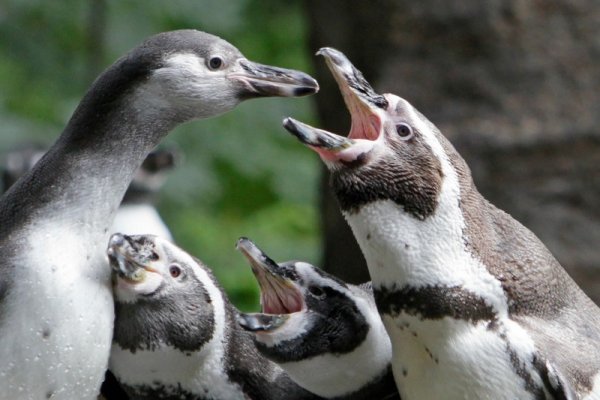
{"left": 107, "top": 233, "right": 321, "bottom": 400}
{"left": 236, "top": 237, "right": 399, "bottom": 400}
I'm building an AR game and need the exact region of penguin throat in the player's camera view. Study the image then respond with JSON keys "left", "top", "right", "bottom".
{"left": 348, "top": 113, "right": 381, "bottom": 141}
{"left": 260, "top": 283, "right": 304, "bottom": 315}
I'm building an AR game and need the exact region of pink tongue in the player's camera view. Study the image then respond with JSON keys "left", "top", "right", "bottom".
{"left": 311, "top": 139, "right": 375, "bottom": 163}
{"left": 348, "top": 114, "right": 381, "bottom": 141}
{"left": 262, "top": 289, "right": 302, "bottom": 314}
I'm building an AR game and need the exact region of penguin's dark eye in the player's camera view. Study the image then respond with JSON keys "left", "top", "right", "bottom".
{"left": 308, "top": 286, "right": 325, "bottom": 299}
{"left": 396, "top": 123, "right": 414, "bottom": 140}
{"left": 169, "top": 264, "right": 182, "bottom": 278}
{"left": 208, "top": 56, "right": 224, "bottom": 70}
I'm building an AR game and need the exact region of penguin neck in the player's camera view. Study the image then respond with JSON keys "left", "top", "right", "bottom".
{"left": 224, "top": 307, "right": 285, "bottom": 389}
{"left": 281, "top": 296, "right": 393, "bottom": 399}
{"left": 344, "top": 140, "right": 508, "bottom": 318}
{"left": 1, "top": 84, "right": 180, "bottom": 242}
{"left": 222, "top": 304, "right": 314, "bottom": 399}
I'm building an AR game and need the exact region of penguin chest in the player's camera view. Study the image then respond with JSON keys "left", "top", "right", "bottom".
{"left": 384, "top": 313, "right": 546, "bottom": 400}
{"left": 109, "top": 344, "right": 246, "bottom": 400}
{"left": 0, "top": 221, "right": 113, "bottom": 399}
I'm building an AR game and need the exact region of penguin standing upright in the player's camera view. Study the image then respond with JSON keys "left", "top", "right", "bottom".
{"left": 283, "top": 47, "right": 600, "bottom": 399}
{"left": 107, "top": 233, "right": 322, "bottom": 400}
{"left": 236, "top": 237, "right": 399, "bottom": 400}
{"left": 0, "top": 29, "right": 317, "bottom": 399}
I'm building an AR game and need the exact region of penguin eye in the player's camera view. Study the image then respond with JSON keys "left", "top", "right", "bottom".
{"left": 208, "top": 56, "right": 224, "bottom": 70}
{"left": 169, "top": 264, "right": 182, "bottom": 278}
{"left": 395, "top": 123, "right": 414, "bottom": 140}
{"left": 308, "top": 286, "right": 325, "bottom": 299}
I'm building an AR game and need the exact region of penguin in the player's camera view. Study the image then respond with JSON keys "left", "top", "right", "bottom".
{"left": 2, "top": 145, "right": 177, "bottom": 239}
{"left": 2, "top": 145, "right": 175, "bottom": 399}
{"left": 236, "top": 237, "right": 400, "bottom": 400}
{"left": 282, "top": 47, "right": 600, "bottom": 399}
{"left": 0, "top": 29, "right": 317, "bottom": 399}
{"left": 107, "top": 233, "right": 322, "bottom": 400}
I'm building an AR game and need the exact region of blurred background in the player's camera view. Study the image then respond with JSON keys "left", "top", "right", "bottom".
{"left": 1, "top": 0, "right": 599, "bottom": 310}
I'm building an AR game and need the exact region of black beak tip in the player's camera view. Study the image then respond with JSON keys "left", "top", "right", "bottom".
{"left": 282, "top": 117, "right": 299, "bottom": 134}
{"left": 282, "top": 117, "right": 310, "bottom": 144}
{"left": 294, "top": 85, "right": 318, "bottom": 97}
{"left": 316, "top": 47, "right": 346, "bottom": 66}
{"left": 292, "top": 73, "right": 319, "bottom": 96}
{"left": 236, "top": 237, "right": 250, "bottom": 250}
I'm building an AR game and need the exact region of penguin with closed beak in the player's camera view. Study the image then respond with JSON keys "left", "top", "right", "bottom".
{"left": 236, "top": 237, "right": 399, "bottom": 400}
{"left": 282, "top": 47, "right": 600, "bottom": 399}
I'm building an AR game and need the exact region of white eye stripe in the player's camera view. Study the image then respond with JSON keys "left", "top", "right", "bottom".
{"left": 294, "top": 262, "right": 350, "bottom": 295}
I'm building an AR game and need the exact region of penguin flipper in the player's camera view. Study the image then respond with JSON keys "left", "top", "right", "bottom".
{"left": 534, "top": 355, "right": 578, "bottom": 400}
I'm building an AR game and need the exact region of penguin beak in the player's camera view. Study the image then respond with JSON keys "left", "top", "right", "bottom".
{"left": 237, "top": 313, "right": 289, "bottom": 333}
{"left": 236, "top": 237, "right": 305, "bottom": 317}
{"left": 282, "top": 48, "right": 385, "bottom": 164}
{"left": 107, "top": 233, "right": 159, "bottom": 283}
{"left": 229, "top": 59, "right": 319, "bottom": 98}
{"left": 317, "top": 47, "right": 387, "bottom": 141}
{"left": 283, "top": 117, "right": 376, "bottom": 164}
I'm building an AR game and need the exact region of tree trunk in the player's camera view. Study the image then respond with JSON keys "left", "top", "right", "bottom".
{"left": 305, "top": 0, "right": 600, "bottom": 302}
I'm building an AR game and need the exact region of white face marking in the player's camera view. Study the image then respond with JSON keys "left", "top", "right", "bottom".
{"left": 138, "top": 53, "right": 241, "bottom": 119}
{"left": 110, "top": 204, "right": 173, "bottom": 240}
{"left": 111, "top": 237, "right": 240, "bottom": 399}
{"left": 0, "top": 218, "right": 113, "bottom": 399}
{"left": 254, "top": 312, "right": 312, "bottom": 347}
{"left": 113, "top": 270, "right": 163, "bottom": 303}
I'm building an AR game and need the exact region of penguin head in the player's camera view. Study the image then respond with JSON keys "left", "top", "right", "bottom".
{"left": 284, "top": 47, "right": 458, "bottom": 220}
{"left": 107, "top": 233, "right": 223, "bottom": 353}
{"left": 86, "top": 30, "right": 319, "bottom": 124}
{"left": 235, "top": 237, "right": 370, "bottom": 363}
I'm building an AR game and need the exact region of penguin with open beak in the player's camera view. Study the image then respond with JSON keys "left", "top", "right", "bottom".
{"left": 236, "top": 237, "right": 399, "bottom": 400}
{"left": 282, "top": 47, "right": 600, "bottom": 399}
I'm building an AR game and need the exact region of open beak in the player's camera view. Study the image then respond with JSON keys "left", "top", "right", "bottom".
{"left": 238, "top": 313, "right": 288, "bottom": 333}
{"left": 236, "top": 237, "right": 304, "bottom": 333}
{"left": 317, "top": 47, "right": 386, "bottom": 140}
{"left": 283, "top": 117, "right": 376, "bottom": 163}
{"left": 282, "top": 48, "right": 385, "bottom": 163}
{"left": 107, "top": 233, "right": 156, "bottom": 283}
{"left": 230, "top": 59, "right": 319, "bottom": 98}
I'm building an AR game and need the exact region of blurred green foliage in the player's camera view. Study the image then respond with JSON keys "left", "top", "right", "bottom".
{"left": 0, "top": 0, "right": 321, "bottom": 311}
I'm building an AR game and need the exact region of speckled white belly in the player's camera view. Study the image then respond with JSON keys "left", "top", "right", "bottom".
{"left": 0, "top": 221, "right": 113, "bottom": 399}
{"left": 110, "top": 343, "right": 245, "bottom": 400}
{"left": 385, "top": 314, "right": 543, "bottom": 400}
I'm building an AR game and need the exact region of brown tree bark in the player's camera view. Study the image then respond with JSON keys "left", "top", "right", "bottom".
{"left": 305, "top": 0, "right": 600, "bottom": 302}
